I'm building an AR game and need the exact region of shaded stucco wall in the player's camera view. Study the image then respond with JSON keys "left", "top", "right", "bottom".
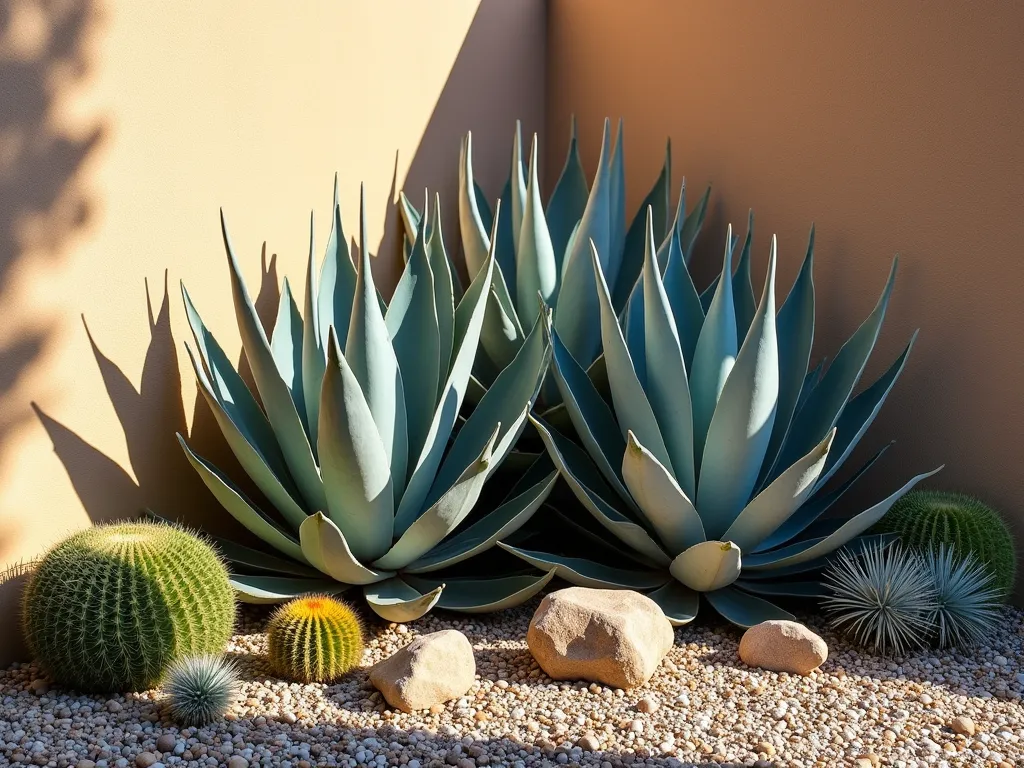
{"left": 547, "top": 1, "right": 1024, "bottom": 598}
{"left": 0, "top": 0, "right": 545, "bottom": 663}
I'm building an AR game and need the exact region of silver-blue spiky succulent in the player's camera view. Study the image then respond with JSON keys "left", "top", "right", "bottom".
{"left": 500, "top": 202, "right": 942, "bottom": 628}
{"left": 163, "top": 654, "right": 240, "bottom": 726}
{"left": 174, "top": 180, "right": 556, "bottom": 622}
{"left": 925, "top": 545, "right": 1002, "bottom": 648}
{"left": 823, "top": 541, "right": 937, "bottom": 655}
{"left": 399, "top": 118, "right": 709, "bottom": 381}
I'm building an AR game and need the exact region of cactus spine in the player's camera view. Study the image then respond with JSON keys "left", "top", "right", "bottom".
{"left": 266, "top": 595, "right": 364, "bottom": 683}
{"left": 21, "top": 522, "right": 235, "bottom": 692}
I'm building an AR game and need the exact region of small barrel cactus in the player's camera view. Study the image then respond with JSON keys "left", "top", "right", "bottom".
{"left": 874, "top": 490, "right": 1017, "bottom": 597}
{"left": 21, "top": 522, "right": 235, "bottom": 692}
{"left": 266, "top": 595, "right": 363, "bottom": 683}
{"left": 163, "top": 654, "right": 240, "bottom": 726}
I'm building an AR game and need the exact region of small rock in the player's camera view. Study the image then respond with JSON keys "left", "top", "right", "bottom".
{"left": 629, "top": 718, "right": 644, "bottom": 733}
{"left": 369, "top": 629, "right": 475, "bottom": 712}
{"left": 738, "top": 620, "right": 828, "bottom": 675}
{"left": 527, "top": 587, "right": 673, "bottom": 689}
{"left": 106, "top": 699, "right": 123, "bottom": 713}
{"left": 853, "top": 760, "right": 873, "bottom": 768}
{"left": 76, "top": 762, "right": 96, "bottom": 768}
{"left": 636, "top": 695, "right": 660, "bottom": 713}
{"left": 918, "top": 693, "right": 933, "bottom": 705}
{"left": 756, "top": 742, "right": 776, "bottom": 756}
{"left": 429, "top": 703, "right": 445, "bottom": 714}
{"left": 577, "top": 734, "right": 601, "bottom": 752}
{"left": 155, "top": 735, "right": 176, "bottom": 754}
{"left": 280, "top": 711, "right": 297, "bottom": 724}
{"left": 29, "top": 679, "right": 48, "bottom": 695}
{"left": 135, "top": 753, "right": 157, "bottom": 768}
{"left": 856, "top": 754, "right": 880, "bottom": 767}
{"left": 227, "top": 758, "right": 249, "bottom": 768}
{"left": 950, "top": 715, "right": 976, "bottom": 736}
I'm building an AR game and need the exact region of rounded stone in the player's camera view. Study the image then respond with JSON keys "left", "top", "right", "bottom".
{"left": 155, "top": 735, "right": 176, "bottom": 754}
{"left": 135, "top": 752, "right": 157, "bottom": 768}
{"left": 738, "top": 620, "right": 828, "bottom": 675}
{"left": 950, "top": 715, "right": 976, "bottom": 736}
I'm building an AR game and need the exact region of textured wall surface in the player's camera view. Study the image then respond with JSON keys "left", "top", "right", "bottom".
{"left": 547, "top": 1, "right": 1024, "bottom": 599}
{"left": 0, "top": 0, "right": 545, "bottom": 663}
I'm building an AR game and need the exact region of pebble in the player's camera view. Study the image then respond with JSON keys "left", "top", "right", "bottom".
{"left": 950, "top": 715, "right": 976, "bottom": 736}
{"left": 636, "top": 695, "right": 660, "bottom": 713}
{"left": 0, "top": 603, "right": 1020, "bottom": 768}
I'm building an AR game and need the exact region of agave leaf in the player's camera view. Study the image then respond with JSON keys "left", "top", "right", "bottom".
{"left": 613, "top": 140, "right": 671, "bottom": 312}
{"left": 733, "top": 579, "right": 829, "bottom": 599}
{"left": 459, "top": 133, "right": 491, "bottom": 280}
{"left": 698, "top": 238, "right": 779, "bottom": 537}
{"left": 742, "top": 533, "right": 898, "bottom": 578}
{"left": 516, "top": 134, "right": 559, "bottom": 320}
{"left": 184, "top": 343, "right": 308, "bottom": 532}
{"left": 690, "top": 226, "right": 739, "bottom": 463}
{"left": 678, "top": 183, "right": 711, "bottom": 262}
{"left": 373, "top": 426, "right": 499, "bottom": 571}
{"left": 554, "top": 118, "right": 615, "bottom": 368}
{"left": 756, "top": 228, "right": 816, "bottom": 489}
{"left": 177, "top": 434, "right": 306, "bottom": 563}
{"left": 363, "top": 577, "right": 444, "bottom": 622}
{"left": 406, "top": 570, "right": 557, "bottom": 613}
{"left": 607, "top": 118, "right": 627, "bottom": 289}
{"left": 427, "top": 192, "right": 457, "bottom": 372}
{"left": 814, "top": 333, "right": 917, "bottom": 491}
{"left": 319, "top": 328, "right": 395, "bottom": 562}
{"left": 301, "top": 214, "right": 326, "bottom": 448}
{"left": 704, "top": 585, "right": 796, "bottom": 627}
{"left": 622, "top": 431, "right": 705, "bottom": 555}
{"left": 642, "top": 211, "right": 697, "bottom": 496}
{"left": 774, "top": 257, "right": 899, "bottom": 475}
{"left": 509, "top": 120, "right": 528, "bottom": 261}
{"left": 531, "top": 415, "right": 670, "bottom": 566}
{"left": 318, "top": 176, "right": 357, "bottom": 350}
{"left": 270, "top": 278, "right": 307, "bottom": 434}
{"left": 480, "top": 280, "right": 526, "bottom": 370}
{"left": 661, "top": 227, "right": 706, "bottom": 371}
{"left": 345, "top": 187, "right": 409, "bottom": 500}
{"left": 231, "top": 575, "right": 350, "bottom": 604}
{"left": 547, "top": 323, "right": 634, "bottom": 508}
{"left": 398, "top": 190, "right": 421, "bottom": 244}
{"left": 181, "top": 285, "right": 289, "bottom": 481}
{"left": 404, "top": 466, "right": 558, "bottom": 574}
{"left": 220, "top": 211, "right": 326, "bottom": 512}
{"left": 428, "top": 303, "right": 549, "bottom": 510}
{"left": 498, "top": 543, "right": 670, "bottom": 590}
{"left": 670, "top": 541, "right": 742, "bottom": 592}
{"left": 753, "top": 443, "right": 891, "bottom": 553}
{"left": 743, "top": 466, "right": 944, "bottom": 571}
{"left": 298, "top": 512, "right": 393, "bottom": 585}
{"left": 723, "top": 429, "right": 835, "bottom": 552}
{"left": 208, "top": 537, "right": 320, "bottom": 577}
{"left": 386, "top": 209, "right": 441, "bottom": 459}
{"left": 546, "top": 115, "right": 589, "bottom": 277}
{"left": 394, "top": 228, "right": 497, "bottom": 535}
{"left": 593, "top": 241, "right": 673, "bottom": 472}
{"left": 646, "top": 580, "right": 700, "bottom": 625}
{"left": 732, "top": 210, "right": 756, "bottom": 339}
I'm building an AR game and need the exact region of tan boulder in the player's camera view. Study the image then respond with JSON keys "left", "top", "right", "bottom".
{"left": 738, "top": 620, "right": 828, "bottom": 675}
{"left": 369, "top": 630, "right": 475, "bottom": 712}
{"left": 527, "top": 587, "right": 673, "bottom": 689}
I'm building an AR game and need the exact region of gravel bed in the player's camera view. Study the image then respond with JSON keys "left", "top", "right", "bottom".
{"left": 2, "top": 600, "right": 1023, "bottom": 768}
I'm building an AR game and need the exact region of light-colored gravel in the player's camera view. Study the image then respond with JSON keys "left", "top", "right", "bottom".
{"left": 2, "top": 600, "right": 1023, "bottom": 768}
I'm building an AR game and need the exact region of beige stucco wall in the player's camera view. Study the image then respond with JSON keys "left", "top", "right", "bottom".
{"left": 0, "top": 0, "right": 545, "bottom": 663}
{"left": 547, "top": 1, "right": 1024, "bottom": 598}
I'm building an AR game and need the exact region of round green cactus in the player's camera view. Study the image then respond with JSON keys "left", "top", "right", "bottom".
{"left": 874, "top": 490, "right": 1017, "bottom": 597}
{"left": 266, "top": 595, "right": 364, "bottom": 683}
{"left": 21, "top": 522, "right": 235, "bottom": 692}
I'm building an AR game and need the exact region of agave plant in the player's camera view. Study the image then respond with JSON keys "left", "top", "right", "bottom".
{"left": 176, "top": 181, "right": 557, "bottom": 622}
{"left": 501, "top": 208, "right": 943, "bottom": 627}
{"left": 398, "top": 119, "right": 710, "bottom": 379}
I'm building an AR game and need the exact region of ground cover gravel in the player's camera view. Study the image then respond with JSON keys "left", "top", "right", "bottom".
{"left": 2, "top": 600, "right": 1022, "bottom": 768}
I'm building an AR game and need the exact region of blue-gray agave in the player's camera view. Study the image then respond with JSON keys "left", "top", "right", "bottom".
{"left": 501, "top": 208, "right": 943, "bottom": 628}
{"left": 399, "top": 119, "right": 710, "bottom": 378}
{"left": 176, "top": 182, "right": 555, "bottom": 622}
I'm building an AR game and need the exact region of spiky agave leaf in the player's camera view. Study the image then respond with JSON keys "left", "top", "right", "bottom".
{"left": 924, "top": 545, "right": 1002, "bottom": 649}
{"left": 822, "top": 541, "right": 937, "bottom": 656}
{"left": 163, "top": 654, "right": 240, "bottom": 727}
